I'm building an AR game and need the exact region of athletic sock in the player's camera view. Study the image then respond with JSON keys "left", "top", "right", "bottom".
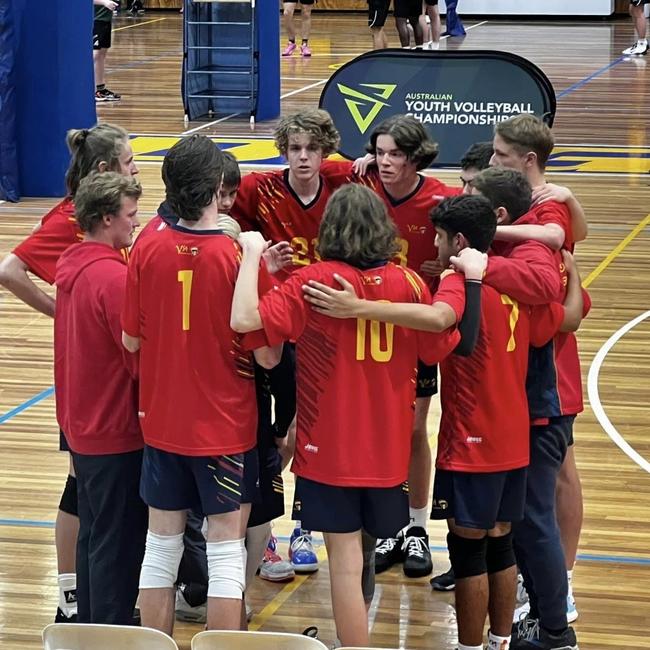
{"left": 487, "top": 630, "right": 511, "bottom": 649}
{"left": 408, "top": 506, "right": 428, "bottom": 530}
{"left": 57, "top": 573, "right": 77, "bottom": 617}
{"left": 96, "top": 84, "right": 106, "bottom": 92}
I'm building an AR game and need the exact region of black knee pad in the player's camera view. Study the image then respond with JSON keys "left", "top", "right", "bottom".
{"left": 486, "top": 532, "right": 516, "bottom": 575}
{"left": 58, "top": 475, "right": 78, "bottom": 517}
{"left": 447, "top": 531, "right": 488, "bottom": 579}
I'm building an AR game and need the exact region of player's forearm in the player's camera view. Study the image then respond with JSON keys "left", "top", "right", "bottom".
{"left": 495, "top": 224, "right": 565, "bottom": 250}
{"left": 231, "top": 248, "right": 264, "bottom": 333}
{"left": 486, "top": 253, "right": 561, "bottom": 305}
{"left": 356, "top": 300, "right": 455, "bottom": 332}
{"left": 560, "top": 269, "right": 584, "bottom": 332}
{"left": 0, "top": 254, "right": 55, "bottom": 317}
{"left": 567, "top": 194, "right": 588, "bottom": 242}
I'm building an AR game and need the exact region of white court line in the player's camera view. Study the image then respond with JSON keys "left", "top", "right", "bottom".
{"left": 587, "top": 310, "right": 650, "bottom": 473}
{"left": 281, "top": 78, "right": 328, "bottom": 99}
{"left": 182, "top": 113, "right": 242, "bottom": 136}
{"left": 180, "top": 20, "right": 489, "bottom": 132}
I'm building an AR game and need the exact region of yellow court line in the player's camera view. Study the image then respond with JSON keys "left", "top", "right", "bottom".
{"left": 248, "top": 545, "right": 328, "bottom": 631}
{"left": 583, "top": 212, "right": 650, "bottom": 289}
{"left": 113, "top": 17, "right": 166, "bottom": 32}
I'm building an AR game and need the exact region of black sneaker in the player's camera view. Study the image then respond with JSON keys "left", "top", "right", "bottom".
{"left": 375, "top": 530, "right": 405, "bottom": 574}
{"left": 95, "top": 88, "right": 121, "bottom": 102}
{"left": 430, "top": 566, "right": 455, "bottom": 591}
{"left": 54, "top": 607, "right": 77, "bottom": 623}
{"left": 402, "top": 526, "right": 433, "bottom": 578}
{"left": 511, "top": 616, "right": 578, "bottom": 650}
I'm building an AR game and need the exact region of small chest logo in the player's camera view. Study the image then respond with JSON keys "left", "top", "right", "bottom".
{"left": 176, "top": 244, "right": 199, "bottom": 256}
{"left": 407, "top": 224, "right": 427, "bottom": 234}
{"left": 466, "top": 436, "right": 483, "bottom": 444}
{"left": 304, "top": 443, "right": 319, "bottom": 454}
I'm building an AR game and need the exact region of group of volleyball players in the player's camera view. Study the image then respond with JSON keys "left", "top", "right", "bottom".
{"left": 0, "top": 106, "right": 591, "bottom": 650}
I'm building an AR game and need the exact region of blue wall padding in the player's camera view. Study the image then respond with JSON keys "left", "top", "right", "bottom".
{"left": 11, "top": 0, "right": 97, "bottom": 197}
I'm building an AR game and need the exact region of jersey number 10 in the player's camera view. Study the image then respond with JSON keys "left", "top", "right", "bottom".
{"left": 356, "top": 318, "right": 394, "bottom": 362}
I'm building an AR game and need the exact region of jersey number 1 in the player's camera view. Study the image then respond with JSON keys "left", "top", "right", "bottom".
{"left": 178, "top": 270, "right": 194, "bottom": 331}
{"left": 356, "top": 318, "right": 394, "bottom": 363}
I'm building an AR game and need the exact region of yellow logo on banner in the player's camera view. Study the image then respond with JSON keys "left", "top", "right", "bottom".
{"left": 337, "top": 83, "right": 397, "bottom": 134}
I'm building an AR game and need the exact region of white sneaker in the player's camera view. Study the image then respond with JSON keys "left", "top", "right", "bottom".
{"left": 513, "top": 573, "right": 530, "bottom": 623}
{"left": 567, "top": 583, "right": 579, "bottom": 623}
{"left": 175, "top": 588, "right": 206, "bottom": 624}
{"left": 623, "top": 40, "right": 649, "bottom": 56}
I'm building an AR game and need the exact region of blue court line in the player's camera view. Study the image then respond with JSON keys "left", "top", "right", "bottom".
{"left": 0, "top": 520, "right": 647, "bottom": 567}
{"left": 0, "top": 386, "right": 55, "bottom": 426}
{"left": 557, "top": 55, "right": 627, "bottom": 99}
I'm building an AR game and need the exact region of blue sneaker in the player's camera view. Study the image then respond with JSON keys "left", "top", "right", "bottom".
{"left": 289, "top": 527, "right": 319, "bottom": 573}
{"left": 566, "top": 587, "right": 578, "bottom": 623}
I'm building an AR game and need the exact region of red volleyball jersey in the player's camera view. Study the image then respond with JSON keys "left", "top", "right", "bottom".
{"left": 122, "top": 224, "right": 271, "bottom": 456}
{"left": 491, "top": 206, "right": 586, "bottom": 418}
{"left": 320, "top": 160, "right": 461, "bottom": 282}
{"left": 13, "top": 197, "right": 129, "bottom": 284}
{"left": 13, "top": 198, "right": 82, "bottom": 284}
{"left": 231, "top": 169, "right": 339, "bottom": 282}
{"left": 257, "top": 262, "right": 464, "bottom": 488}
{"left": 437, "top": 283, "right": 565, "bottom": 473}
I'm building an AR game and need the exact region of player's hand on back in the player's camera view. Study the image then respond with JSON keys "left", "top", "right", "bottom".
{"left": 448, "top": 248, "right": 487, "bottom": 281}
{"left": 302, "top": 273, "right": 361, "bottom": 318}
{"left": 101, "top": 0, "right": 119, "bottom": 9}
{"left": 420, "top": 259, "right": 444, "bottom": 277}
{"left": 351, "top": 153, "right": 376, "bottom": 176}
{"left": 263, "top": 241, "right": 294, "bottom": 274}
{"left": 532, "top": 182, "right": 573, "bottom": 206}
{"left": 561, "top": 249, "right": 578, "bottom": 277}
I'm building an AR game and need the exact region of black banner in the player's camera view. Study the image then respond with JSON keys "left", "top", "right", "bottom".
{"left": 319, "top": 49, "right": 556, "bottom": 167}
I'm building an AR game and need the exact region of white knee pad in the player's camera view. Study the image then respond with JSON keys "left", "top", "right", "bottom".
{"left": 207, "top": 538, "right": 246, "bottom": 599}
{"left": 139, "top": 531, "right": 184, "bottom": 590}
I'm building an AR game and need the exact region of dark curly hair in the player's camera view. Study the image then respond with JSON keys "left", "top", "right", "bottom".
{"left": 366, "top": 115, "right": 439, "bottom": 170}
{"left": 430, "top": 195, "right": 496, "bottom": 253}
{"left": 162, "top": 135, "right": 223, "bottom": 222}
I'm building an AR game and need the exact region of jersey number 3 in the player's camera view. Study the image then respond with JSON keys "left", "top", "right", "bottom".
{"left": 178, "top": 270, "right": 194, "bottom": 331}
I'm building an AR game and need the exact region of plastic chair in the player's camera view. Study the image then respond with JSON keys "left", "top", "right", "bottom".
{"left": 191, "top": 630, "right": 329, "bottom": 650}
{"left": 42, "top": 623, "right": 179, "bottom": 650}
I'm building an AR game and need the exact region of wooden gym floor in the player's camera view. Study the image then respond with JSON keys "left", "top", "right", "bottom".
{"left": 1, "top": 11, "right": 649, "bottom": 650}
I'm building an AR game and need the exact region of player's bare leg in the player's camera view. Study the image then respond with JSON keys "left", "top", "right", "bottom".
{"left": 93, "top": 48, "right": 107, "bottom": 87}
{"left": 300, "top": 3, "right": 312, "bottom": 42}
{"left": 371, "top": 26, "right": 388, "bottom": 49}
{"left": 408, "top": 397, "right": 432, "bottom": 523}
{"left": 632, "top": 2, "right": 648, "bottom": 41}
{"left": 420, "top": 2, "right": 441, "bottom": 48}
{"left": 448, "top": 521, "right": 489, "bottom": 647}
{"left": 55, "top": 455, "right": 79, "bottom": 620}
{"left": 139, "top": 508, "right": 187, "bottom": 635}
{"left": 324, "top": 530, "right": 369, "bottom": 647}
{"left": 56, "top": 455, "right": 79, "bottom": 572}
{"left": 557, "top": 446, "right": 583, "bottom": 571}
{"left": 283, "top": 2, "right": 297, "bottom": 41}
{"left": 486, "top": 523, "right": 517, "bottom": 638}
